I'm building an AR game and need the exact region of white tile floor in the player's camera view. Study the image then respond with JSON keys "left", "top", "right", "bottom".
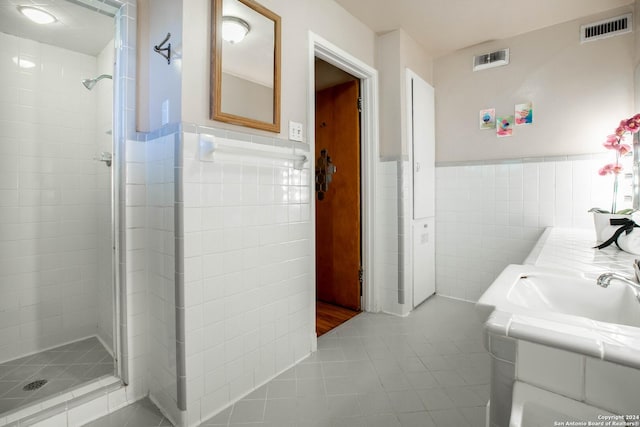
{"left": 201, "top": 296, "right": 489, "bottom": 427}
{"left": 87, "top": 296, "right": 489, "bottom": 427}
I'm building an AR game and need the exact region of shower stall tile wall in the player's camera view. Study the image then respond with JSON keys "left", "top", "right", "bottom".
{"left": 434, "top": 155, "right": 622, "bottom": 302}
{"left": 0, "top": 32, "right": 111, "bottom": 363}
{"left": 180, "top": 130, "right": 313, "bottom": 426}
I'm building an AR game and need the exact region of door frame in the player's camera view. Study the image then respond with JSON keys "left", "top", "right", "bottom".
{"left": 308, "top": 33, "right": 379, "bottom": 347}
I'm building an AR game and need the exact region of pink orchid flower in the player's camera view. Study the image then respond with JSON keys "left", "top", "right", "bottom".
{"left": 598, "top": 114, "right": 638, "bottom": 213}
{"left": 598, "top": 163, "right": 623, "bottom": 176}
{"left": 617, "top": 143, "right": 632, "bottom": 156}
{"left": 603, "top": 135, "right": 619, "bottom": 150}
{"left": 624, "top": 118, "right": 640, "bottom": 133}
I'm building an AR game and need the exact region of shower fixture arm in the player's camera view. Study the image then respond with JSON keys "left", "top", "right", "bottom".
{"left": 154, "top": 32, "right": 171, "bottom": 64}
{"left": 82, "top": 74, "right": 112, "bottom": 90}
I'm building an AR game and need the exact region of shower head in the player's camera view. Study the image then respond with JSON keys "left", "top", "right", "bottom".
{"left": 82, "top": 74, "right": 112, "bottom": 90}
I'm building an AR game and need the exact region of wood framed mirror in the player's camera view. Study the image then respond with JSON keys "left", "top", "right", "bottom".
{"left": 211, "top": 0, "right": 281, "bottom": 133}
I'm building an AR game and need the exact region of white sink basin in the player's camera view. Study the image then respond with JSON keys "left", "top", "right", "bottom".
{"left": 477, "top": 264, "right": 640, "bottom": 328}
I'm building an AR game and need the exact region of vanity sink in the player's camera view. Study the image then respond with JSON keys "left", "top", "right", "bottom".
{"left": 477, "top": 264, "right": 640, "bottom": 328}
{"left": 480, "top": 230, "right": 640, "bottom": 427}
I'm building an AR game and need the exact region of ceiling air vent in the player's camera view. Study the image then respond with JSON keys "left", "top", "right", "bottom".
{"left": 473, "top": 49, "right": 509, "bottom": 72}
{"left": 581, "top": 13, "right": 632, "bottom": 43}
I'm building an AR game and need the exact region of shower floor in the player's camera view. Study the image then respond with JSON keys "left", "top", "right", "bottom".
{"left": 0, "top": 337, "right": 113, "bottom": 414}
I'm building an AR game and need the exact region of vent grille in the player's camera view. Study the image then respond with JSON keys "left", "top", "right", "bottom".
{"left": 581, "top": 13, "right": 632, "bottom": 43}
{"left": 473, "top": 49, "right": 509, "bottom": 72}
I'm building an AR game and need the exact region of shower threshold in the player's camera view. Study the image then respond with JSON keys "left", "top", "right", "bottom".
{"left": 0, "top": 337, "right": 114, "bottom": 415}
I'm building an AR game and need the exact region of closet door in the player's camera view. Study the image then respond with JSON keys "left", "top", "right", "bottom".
{"left": 410, "top": 74, "right": 435, "bottom": 220}
{"left": 413, "top": 218, "right": 435, "bottom": 306}
{"left": 408, "top": 70, "right": 436, "bottom": 307}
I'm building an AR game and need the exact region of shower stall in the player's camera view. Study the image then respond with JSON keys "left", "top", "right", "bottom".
{"left": 0, "top": 0, "right": 123, "bottom": 416}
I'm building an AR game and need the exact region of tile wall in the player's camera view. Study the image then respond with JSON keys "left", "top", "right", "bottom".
{"left": 0, "top": 32, "right": 105, "bottom": 363}
{"left": 434, "top": 155, "right": 632, "bottom": 302}
{"left": 145, "top": 131, "right": 179, "bottom": 423}
{"left": 117, "top": 0, "right": 151, "bottom": 410}
{"left": 516, "top": 340, "right": 640, "bottom": 415}
{"left": 375, "top": 160, "right": 413, "bottom": 316}
{"left": 123, "top": 137, "right": 148, "bottom": 399}
{"left": 180, "top": 129, "right": 313, "bottom": 426}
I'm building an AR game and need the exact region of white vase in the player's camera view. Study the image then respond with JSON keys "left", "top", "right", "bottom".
{"left": 593, "top": 212, "right": 631, "bottom": 243}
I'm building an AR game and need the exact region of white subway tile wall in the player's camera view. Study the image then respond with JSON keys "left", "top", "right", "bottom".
{"left": 0, "top": 32, "right": 110, "bottom": 362}
{"left": 124, "top": 136, "right": 149, "bottom": 407}
{"left": 145, "top": 132, "right": 179, "bottom": 422}
{"left": 375, "top": 161, "right": 400, "bottom": 315}
{"left": 375, "top": 160, "right": 414, "bottom": 316}
{"left": 181, "top": 132, "right": 313, "bottom": 425}
{"left": 435, "top": 156, "right": 626, "bottom": 302}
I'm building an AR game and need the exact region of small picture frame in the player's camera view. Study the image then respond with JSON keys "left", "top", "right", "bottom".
{"left": 479, "top": 108, "right": 496, "bottom": 130}
{"left": 515, "top": 102, "right": 533, "bottom": 125}
{"left": 497, "top": 115, "right": 514, "bottom": 137}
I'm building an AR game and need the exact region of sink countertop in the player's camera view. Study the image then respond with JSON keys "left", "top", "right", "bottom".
{"left": 525, "top": 227, "right": 637, "bottom": 280}
{"left": 483, "top": 227, "right": 640, "bottom": 370}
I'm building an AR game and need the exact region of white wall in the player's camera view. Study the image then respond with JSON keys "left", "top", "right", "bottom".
{"left": 136, "top": 0, "right": 183, "bottom": 132}
{"left": 377, "top": 29, "right": 434, "bottom": 159}
{"left": 377, "top": 31, "right": 402, "bottom": 160}
{"left": 181, "top": 130, "right": 312, "bottom": 426}
{"left": 434, "top": 7, "right": 634, "bottom": 163}
{"left": 0, "top": 32, "right": 103, "bottom": 362}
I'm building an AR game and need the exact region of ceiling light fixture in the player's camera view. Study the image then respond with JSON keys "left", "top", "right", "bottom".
{"left": 222, "top": 16, "right": 250, "bottom": 44}
{"left": 18, "top": 6, "right": 57, "bottom": 25}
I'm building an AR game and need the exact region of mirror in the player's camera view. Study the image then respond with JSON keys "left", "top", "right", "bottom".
{"left": 211, "top": 0, "right": 281, "bottom": 132}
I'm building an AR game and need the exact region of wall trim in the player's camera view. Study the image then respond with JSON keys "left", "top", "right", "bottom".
{"left": 435, "top": 152, "right": 609, "bottom": 168}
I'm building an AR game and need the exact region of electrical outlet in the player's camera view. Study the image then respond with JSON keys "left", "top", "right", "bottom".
{"left": 289, "top": 121, "right": 303, "bottom": 142}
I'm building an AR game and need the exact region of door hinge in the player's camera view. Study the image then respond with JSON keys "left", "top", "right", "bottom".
{"left": 357, "top": 97, "right": 362, "bottom": 112}
{"left": 358, "top": 267, "right": 363, "bottom": 296}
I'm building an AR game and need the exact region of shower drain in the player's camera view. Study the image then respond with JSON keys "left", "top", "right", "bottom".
{"left": 23, "top": 379, "right": 48, "bottom": 391}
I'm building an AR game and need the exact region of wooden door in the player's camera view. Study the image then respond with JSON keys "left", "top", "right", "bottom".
{"left": 315, "top": 80, "right": 361, "bottom": 311}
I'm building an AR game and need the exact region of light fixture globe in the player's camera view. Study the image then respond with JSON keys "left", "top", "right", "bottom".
{"left": 222, "top": 16, "right": 250, "bottom": 44}
{"left": 18, "top": 6, "right": 57, "bottom": 24}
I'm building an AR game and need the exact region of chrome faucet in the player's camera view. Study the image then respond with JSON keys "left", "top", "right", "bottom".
{"left": 596, "top": 272, "right": 640, "bottom": 302}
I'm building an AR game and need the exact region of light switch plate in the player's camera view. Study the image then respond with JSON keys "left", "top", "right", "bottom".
{"left": 289, "top": 121, "right": 303, "bottom": 142}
